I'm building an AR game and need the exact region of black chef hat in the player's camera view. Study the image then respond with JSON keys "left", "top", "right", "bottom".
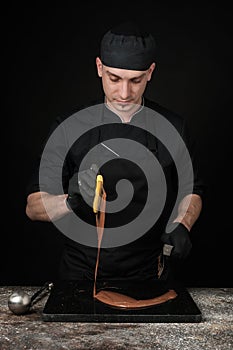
{"left": 100, "top": 21, "right": 157, "bottom": 71}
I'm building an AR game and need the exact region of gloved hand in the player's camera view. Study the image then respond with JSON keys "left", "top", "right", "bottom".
{"left": 161, "top": 223, "right": 192, "bottom": 260}
{"left": 66, "top": 164, "right": 99, "bottom": 212}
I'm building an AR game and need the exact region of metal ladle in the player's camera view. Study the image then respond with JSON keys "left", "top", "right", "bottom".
{"left": 8, "top": 281, "right": 53, "bottom": 315}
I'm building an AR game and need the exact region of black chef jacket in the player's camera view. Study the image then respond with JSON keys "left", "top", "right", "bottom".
{"left": 26, "top": 97, "right": 204, "bottom": 281}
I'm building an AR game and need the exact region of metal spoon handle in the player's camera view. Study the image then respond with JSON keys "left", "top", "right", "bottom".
{"left": 30, "top": 282, "right": 53, "bottom": 304}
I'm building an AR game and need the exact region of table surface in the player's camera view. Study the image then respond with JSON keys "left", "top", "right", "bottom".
{"left": 0, "top": 286, "right": 232, "bottom": 350}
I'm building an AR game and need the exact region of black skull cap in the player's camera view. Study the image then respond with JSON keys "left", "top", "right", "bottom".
{"left": 100, "top": 21, "right": 157, "bottom": 71}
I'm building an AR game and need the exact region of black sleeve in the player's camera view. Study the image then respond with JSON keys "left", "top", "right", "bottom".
{"left": 25, "top": 116, "right": 71, "bottom": 197}
{"left": 180, "top": 120, "right": 205, "bottom": 199}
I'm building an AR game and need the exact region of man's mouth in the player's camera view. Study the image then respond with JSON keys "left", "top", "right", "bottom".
{"left": 116, "top": 100, "right": 132, "bottom": 103}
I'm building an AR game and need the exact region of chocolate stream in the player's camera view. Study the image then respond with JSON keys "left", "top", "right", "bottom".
{"left": 93, "top": 188, "right": 177, "bottom": 309}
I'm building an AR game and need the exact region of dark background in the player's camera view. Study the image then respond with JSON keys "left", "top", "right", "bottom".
{"left": 2, "top": 5, "right": 232, "bottom": 286}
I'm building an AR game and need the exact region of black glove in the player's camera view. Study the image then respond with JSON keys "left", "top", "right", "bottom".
{"left": 161, "top": 223, "right": 192, "bottom": 260}
{"left": 66, "top": 164, "right": 99, "bottom": 212}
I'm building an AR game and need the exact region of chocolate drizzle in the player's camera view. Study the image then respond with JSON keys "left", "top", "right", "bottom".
{"left": 93, "top": 188, "right": 177, "bottom": 309}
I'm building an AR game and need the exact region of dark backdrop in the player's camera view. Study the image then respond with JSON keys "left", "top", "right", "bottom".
{"left": 2, "top": 5, "right": 232, "bottom": 286}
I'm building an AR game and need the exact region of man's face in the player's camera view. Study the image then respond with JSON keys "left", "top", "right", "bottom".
{"left": 96, "top": 58, "right": 155, "bottom": 115}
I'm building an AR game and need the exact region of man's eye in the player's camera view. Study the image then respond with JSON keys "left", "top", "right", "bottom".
{"left": 132, "top": 79, "right": 141, "bottom": 84}
{"left": 110, "top": 77, "right": 119, "bottom": 82}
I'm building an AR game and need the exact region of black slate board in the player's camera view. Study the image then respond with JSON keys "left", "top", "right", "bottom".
{"left": 42, "top": 280, "right": 202, "bottom": 323}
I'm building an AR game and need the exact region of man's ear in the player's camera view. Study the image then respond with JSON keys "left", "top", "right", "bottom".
{"left": 147, "top": 62, "right": 156, "bottom": 81}
{"left": 96, "top": 57, "right": 103, "bottom": 77}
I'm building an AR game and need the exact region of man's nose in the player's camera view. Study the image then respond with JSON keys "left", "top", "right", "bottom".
{"left": 119, "top": 81, "right": 131, "bottom": 99}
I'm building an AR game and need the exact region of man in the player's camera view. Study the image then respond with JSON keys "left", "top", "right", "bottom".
{"left": 26, "top": 21, "right": 204, "bottom": 282}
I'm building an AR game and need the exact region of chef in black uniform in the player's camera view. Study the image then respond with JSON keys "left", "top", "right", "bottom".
{"left": 26, "top": 21, "right": 204, "bottom": 281}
